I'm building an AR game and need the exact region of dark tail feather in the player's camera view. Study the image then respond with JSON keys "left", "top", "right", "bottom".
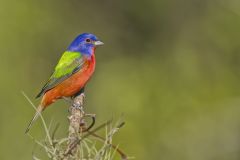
{"left": 36, "top": 89, "right": 44, "bottom": 99}
{"left": 25, "top": 105, "right": 43, "bottom": 133}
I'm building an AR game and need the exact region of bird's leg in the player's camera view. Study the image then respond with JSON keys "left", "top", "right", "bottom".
{"left": 62, "top": 96, "right": 73, "bottom": 104}
{"left": 62, "top": 97, "right": 75, "bottom": 113}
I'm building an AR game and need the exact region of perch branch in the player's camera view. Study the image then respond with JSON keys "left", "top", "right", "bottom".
{"left": 65, "top": 93, "right": 86, "bottom": 155}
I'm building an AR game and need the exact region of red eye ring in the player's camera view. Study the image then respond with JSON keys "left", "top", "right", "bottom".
{"left": 86, "top": 38, "right": 91, "bottom": 43}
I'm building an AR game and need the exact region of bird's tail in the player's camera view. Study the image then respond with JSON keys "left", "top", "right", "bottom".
{"left": 25, "top": 105, "right": 43, "bottom": 134}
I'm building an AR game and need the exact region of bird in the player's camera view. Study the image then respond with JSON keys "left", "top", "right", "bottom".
{"left": 25, "top": 33, "right": 104, "bottom": 133}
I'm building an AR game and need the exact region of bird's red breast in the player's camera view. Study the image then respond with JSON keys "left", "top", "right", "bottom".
{"left": 41, "top": 54, "right": 96, "bottom": 107}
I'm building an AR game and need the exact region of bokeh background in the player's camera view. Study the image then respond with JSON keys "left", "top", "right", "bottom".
{"left": 1, "top": 0, "right": 240, "bottom": 159}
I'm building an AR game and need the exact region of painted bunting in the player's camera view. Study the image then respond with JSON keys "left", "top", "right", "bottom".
{"left": 25, "top": 33, "right": 104, "bottom": 133}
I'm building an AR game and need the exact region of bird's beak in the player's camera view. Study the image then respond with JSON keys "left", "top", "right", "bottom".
{"left": 94, "top": 40, "right": 104, "bottom": 46}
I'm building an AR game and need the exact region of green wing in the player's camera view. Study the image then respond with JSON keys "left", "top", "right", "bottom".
{"left": 36, "top": 51, "right": 84, "bottom": 98}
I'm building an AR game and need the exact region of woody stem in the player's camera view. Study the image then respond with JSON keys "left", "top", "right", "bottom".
{"left": 65, "top": 93, "right": 85, "bottom": 156}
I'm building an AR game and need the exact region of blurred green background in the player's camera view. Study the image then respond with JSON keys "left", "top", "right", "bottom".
{"left": 1, "top": 0, "right": 240, "bottom": 159}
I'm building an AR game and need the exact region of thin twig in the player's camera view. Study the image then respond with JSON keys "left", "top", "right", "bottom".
{"left": 65, "top": 120, "right": 112, "bottom": 155}
{"left": 22, "top": 92, "right": 53, "bottom": 147}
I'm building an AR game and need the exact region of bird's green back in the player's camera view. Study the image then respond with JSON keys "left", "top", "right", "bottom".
{"left": 52, "top": 51, "right": 82, "bottom": 78}
{"left": 36, "top": 51, "right": 83, "bottom": 98}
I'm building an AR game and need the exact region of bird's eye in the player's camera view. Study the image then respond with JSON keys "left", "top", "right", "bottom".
{"left": 85, "top": 38, "right": 91, "bottom": 43}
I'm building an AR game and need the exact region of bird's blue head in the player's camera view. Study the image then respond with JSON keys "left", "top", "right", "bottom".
{"left": 67, "top": 33, "right": 104, "bottom": 56}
